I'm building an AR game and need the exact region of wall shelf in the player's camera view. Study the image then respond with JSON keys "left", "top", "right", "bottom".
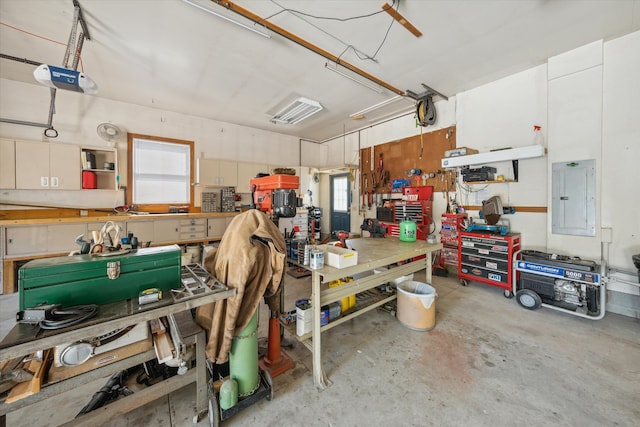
{"left": 463, "top": 179, "right": 515, "bottom": 184}
{"left": 441, "top": 144, "right": 545, "bottom": 168}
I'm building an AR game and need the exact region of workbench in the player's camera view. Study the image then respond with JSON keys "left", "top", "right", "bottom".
{"left": 0, "top": 283, "right": 235, "bottom": 425}
{"left": 291, "top": 237, "right": 442, "bottom": 390}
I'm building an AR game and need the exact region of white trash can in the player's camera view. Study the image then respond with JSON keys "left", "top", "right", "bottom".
{"left": 396, "top": 281, "right": 437, "bottom": 331}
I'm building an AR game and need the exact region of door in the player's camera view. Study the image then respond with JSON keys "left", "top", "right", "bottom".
{"left": 330, "top": 173, "right": 351, "bottom": 235}
{"left": 15, "top": 140, "right": 49, "bottom": 189}
{"left": 49, "top": 143, "right": 80, "bottom": 189}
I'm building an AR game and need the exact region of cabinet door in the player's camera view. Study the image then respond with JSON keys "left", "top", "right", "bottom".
{"left": 218, "top": 160, "right": 238, "bottom": 187}
{"left": 198, "top": 158, "right": 220, "bottom": 186}
{"left": 153, "top": 219, "right": 181, "bottom": 243}
{"left": 5, "top": 225, "right": 47, "bottom": 256}
{"left": 0, "top": 139, "right": 16, "bottom": 189}
{"left": 15, "top": 140, "right": 49, "bottom": 189}
{"left": 207, "top": 218, "right": 227, "bottom": 239}
{"left": 126, "top": 221, "right": 154, "bottom": 245}
{"left": 48, "top": 223, "right": 87, "bottom": 254}
{"left": 50, "top": 143, "right": 81, "bottom": 189}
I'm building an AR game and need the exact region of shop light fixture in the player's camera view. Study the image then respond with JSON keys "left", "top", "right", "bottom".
{"left": 349, "top": 95, "right": 411, "bottom": 119}
{"left": 182, "top": 0, "right": 271, "bottom": 39}
{"left": 271, "top": 97, "right": 323, "bottom": 125}
{"left": 324, "top": 62, "right": 383, "bottom": 94}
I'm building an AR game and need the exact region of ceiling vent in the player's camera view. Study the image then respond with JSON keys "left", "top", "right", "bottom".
{"left": 271, "top": 97, "right": 323, "bottom": 125}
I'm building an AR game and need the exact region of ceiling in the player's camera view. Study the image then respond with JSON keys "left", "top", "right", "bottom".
{"left": 1, "top": 0, "right": 639, "bottom": 142}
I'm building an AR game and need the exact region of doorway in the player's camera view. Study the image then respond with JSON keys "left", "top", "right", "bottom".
{"left": 330, "top": 173, "right": 351, "bottom": 235}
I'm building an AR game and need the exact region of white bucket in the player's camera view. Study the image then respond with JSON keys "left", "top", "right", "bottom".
{"left": 202, "top": 245, "right": 216, "bottom": 264}
{"left": 396, "top": 281, "right": 437, "bottom": 331}
{"left": 185, "top": 244, "right": 201, "bottom": 263}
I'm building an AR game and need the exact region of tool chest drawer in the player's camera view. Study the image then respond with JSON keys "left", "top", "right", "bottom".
{"left": 461, "top": 253, "right": 510, "bottom": 272}
{"left": 439, "top": 213, "right": 466, "bottom": 268}
{"left": 458, "top": 231, "right": 521, "bottom": 292}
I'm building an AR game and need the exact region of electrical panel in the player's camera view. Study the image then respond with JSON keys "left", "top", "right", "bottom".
{"left": 552, "top": 159, "right": 596, "bottom": 236}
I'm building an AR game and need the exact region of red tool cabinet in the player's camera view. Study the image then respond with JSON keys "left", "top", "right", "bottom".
{"left": 458, "top": 231, "right": 521, "bottom": 297}
{"left": 440, "top": 213, "right": 467, "bottom": 268}
{"left": 380, "top": 186, "right": 434, "bottom": 240}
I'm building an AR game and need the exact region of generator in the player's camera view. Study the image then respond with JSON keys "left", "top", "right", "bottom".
{"left": 513, "top": 250, "right": 605, "bottom": 320}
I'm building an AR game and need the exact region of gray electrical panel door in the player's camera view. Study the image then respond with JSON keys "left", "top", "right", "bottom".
{"left": 552, "top": 159, "right": 596, "bottom": 236}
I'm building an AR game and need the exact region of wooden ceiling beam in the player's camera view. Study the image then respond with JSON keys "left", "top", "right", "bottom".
{"left": 381, "top": 2, "right": 422, "bottom": 38}
{"left": 212, "top": 0, "right": 405, "bottom": 96}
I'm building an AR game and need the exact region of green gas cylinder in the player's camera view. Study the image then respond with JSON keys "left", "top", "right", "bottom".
{"left": 399, "top": 219, "right": 417, "bottom": 242}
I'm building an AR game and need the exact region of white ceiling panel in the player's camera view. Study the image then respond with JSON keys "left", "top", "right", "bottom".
{"left": 1, "top": 0, "right": 638, "bottom": 141}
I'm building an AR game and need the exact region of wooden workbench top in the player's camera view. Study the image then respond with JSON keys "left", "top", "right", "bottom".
{"left": 0, "top": 211, "right": 238, "bottom": 226}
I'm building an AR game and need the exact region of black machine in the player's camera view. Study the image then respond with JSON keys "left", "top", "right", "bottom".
{"left": 360, "top": 218, "right": 387, "bottom": 238}
{"left": 514, "top": 250, "right": 604, "bottom": 319}
{"left": 461, "top": 166, "right": 497, "bottom": 182}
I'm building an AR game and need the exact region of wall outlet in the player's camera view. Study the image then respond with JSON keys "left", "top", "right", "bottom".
{"left": 80, "top": 210, "right": 89, "bottom": 217}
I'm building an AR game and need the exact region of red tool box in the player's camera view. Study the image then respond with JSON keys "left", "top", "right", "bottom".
{"left": 458, "top": 231, "right": 521, "bottom": 298}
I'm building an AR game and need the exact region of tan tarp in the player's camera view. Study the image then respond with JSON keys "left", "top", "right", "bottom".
{"left": 195, "top": 210, "right": 286, "bottom": 363}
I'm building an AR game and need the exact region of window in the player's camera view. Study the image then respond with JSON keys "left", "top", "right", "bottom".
{"left": 332, "top": 175, "right": 349, "bottom": 212}
{"left": 127, "top": 133, "right": 194, "bottom": 211}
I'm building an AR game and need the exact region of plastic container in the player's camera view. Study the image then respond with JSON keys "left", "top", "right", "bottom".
{"left": 396, "top": 281, "right": 437, "bottom": 331}
{"left": 328, "top": 278, "right": 355, "bottom": 312}
{"left": 82, "top": 171, "right": 97, "bottom": 189}
{"left": 533, "top": 125, "right": 545, "bottom": 147}
{"left": 219, "top": 378, "right": 238, "bottom": 410}
{"left": 399, "top": 219, "right": 417, "bottom": 242}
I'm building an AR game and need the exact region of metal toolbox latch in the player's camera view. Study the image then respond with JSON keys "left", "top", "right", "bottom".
{"left": 107, "top": 261, "right": 121, "bottom": 279}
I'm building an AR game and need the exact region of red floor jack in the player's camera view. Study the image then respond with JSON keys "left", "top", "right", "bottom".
{"left": 258, "top": 309, "right": 294, "bottom": 377}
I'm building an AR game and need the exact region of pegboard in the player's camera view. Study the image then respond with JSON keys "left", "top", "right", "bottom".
{"left": 360, "top": 125, "right": 457, "bottom": 194}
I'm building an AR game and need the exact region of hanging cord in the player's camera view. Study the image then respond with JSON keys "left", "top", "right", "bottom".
{"left": 39, "top": 304, "right": 98, "bottom": 330}
{"left": 0, "top": 22, "right": 85, "bottom": 71}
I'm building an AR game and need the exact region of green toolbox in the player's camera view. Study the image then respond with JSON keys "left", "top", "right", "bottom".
{"left": 18, "top": 245, "right": 182, "bottom": 310}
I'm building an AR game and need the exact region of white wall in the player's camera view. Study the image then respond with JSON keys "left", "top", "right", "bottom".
{"left": 602, "top": 31, "right": 640, "bottom": 302}
{"left": 320, "top": 32, "right": 640, "bottom": 316}
{"left": 456, "top": 65, "right": 548, "bottom": 249}
{"left": 318, "top": 99, "right": 457, "bottom": 236}
{"left": 547, "top": 41, "right": 603, "bottom": 260}
{"left": 0, "top": 78, "right": 300, "bottom": 208}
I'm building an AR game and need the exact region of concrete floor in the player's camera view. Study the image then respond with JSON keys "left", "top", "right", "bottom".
{"left": 4, "top": 269, "right": 640, "bottom": 426}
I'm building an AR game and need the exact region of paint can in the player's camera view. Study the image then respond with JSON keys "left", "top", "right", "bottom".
{"left": 309, "top": 248, "right": 324, "bottom": 269}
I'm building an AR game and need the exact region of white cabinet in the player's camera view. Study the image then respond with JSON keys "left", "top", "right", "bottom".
{"left": 153, "top": 219, "right": 181, "bottom": 243}
{"left": 5, "top": 223, "right": 87, "bottom": 256}
{"left": 237, "top": 162, "right": 269, "bottom": 193}
{"left": 0, "top": 139, "right": 16, "bottom": 189}
{"left": 15, "top": 140, "right": 80, "bottom": 190}
{"left": 125, "top": 220, "right": 154, "bottom": 245}
{"left": 207, "top": 217, "right": 234, "bottom": 239}
{"left": 198, "top": 158, "right": 238, "bottom": 187}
